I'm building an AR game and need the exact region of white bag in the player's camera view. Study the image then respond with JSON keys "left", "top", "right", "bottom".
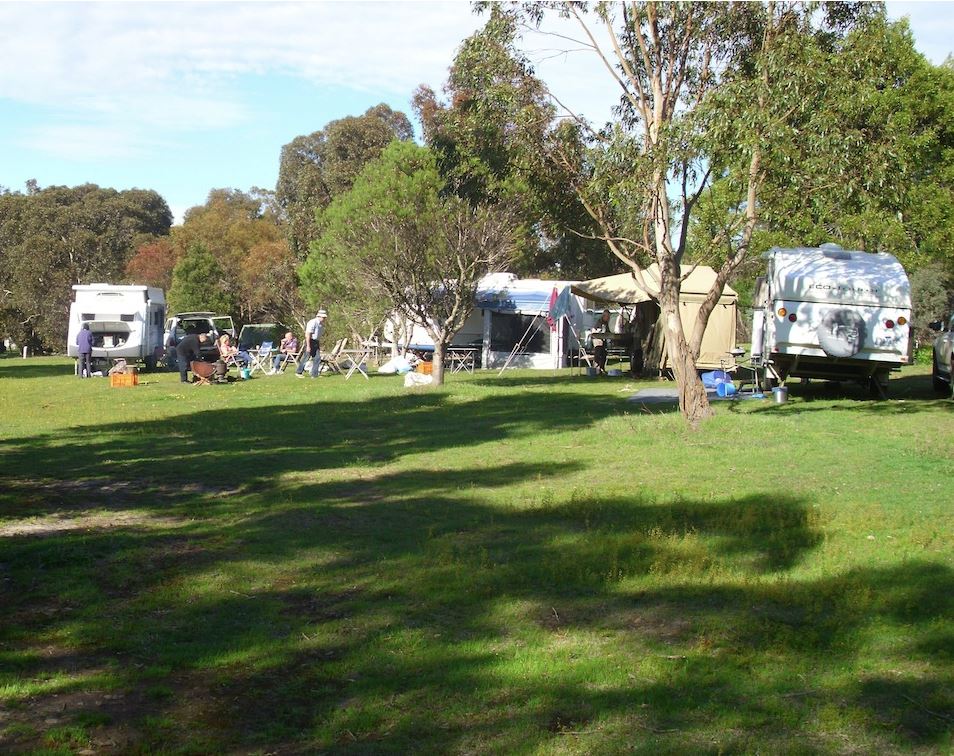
{"left": 403, "top": 371, "right": 433, "bottom": 388}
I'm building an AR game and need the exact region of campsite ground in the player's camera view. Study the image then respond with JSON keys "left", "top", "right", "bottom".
{"left": 1, "top": 357, "right": 951, "bottom": 754}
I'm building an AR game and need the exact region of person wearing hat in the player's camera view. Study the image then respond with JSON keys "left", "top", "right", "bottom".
{"left": 296, "top": 309, "right": 327, "bottom": 378}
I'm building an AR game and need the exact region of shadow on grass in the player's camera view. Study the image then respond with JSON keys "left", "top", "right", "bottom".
{"left": 0, "top": 386, "right": 950, "bottom": 752}
{"left": 726, "top": 371, "right": 953, "bottom": 416}
{"left": 0, "top": 389, "right": 621, "bottom": 518}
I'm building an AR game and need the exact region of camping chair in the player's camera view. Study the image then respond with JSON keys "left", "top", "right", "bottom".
{"left": 340, "top": 341, "right": 371, "bottom": 381}
{"left": 249, "top": 341, "right": 274, "bottom": 375}
{"left": 319, "top": 339, "right": 347, "bottom": 375}
{"left": 191, "top": 360, "right": 215, "bottom": 387}
{"left": 273, "top": 342, "right": 302, "bottom": 373}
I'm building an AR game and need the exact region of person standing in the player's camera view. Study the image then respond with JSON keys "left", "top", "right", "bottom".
{"left": 296, "top": 309, "right": 327, "bottom": 379}
{"left": 76, "top": 323, "right": 93, "bottom": 378}
{"left": 175, "top": 332, "right": 209, "bottom": 383}
{"left": 591, "top": 309, "right": 612, "bottom": 374}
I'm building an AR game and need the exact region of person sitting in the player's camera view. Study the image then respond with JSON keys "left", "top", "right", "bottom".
{"left": 217, "top": 333, "right": 251, "bottom": 368}
{"left": 269, "top": 331, "right": 299, "bottom": 374}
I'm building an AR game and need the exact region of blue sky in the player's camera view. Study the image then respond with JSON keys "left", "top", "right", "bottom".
{"left": 1, "top": 1, "right": 951, "bottom": 224}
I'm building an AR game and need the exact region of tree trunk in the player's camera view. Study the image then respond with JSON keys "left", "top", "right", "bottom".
{"left": 658, "top": 265, "right": 713, "bottom": 427}
{"left": 432, "top": 340, "right": 446, "bottom": 386}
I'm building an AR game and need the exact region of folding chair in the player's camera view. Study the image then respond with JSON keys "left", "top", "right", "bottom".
{"left": 340, "top": 343, "right": 371, "bottom": 381}
{"left": 272, "top": 342, "right": 302, "bottom": 373}
{"left": 249, "top": 341, "right": 274, "bottom": 375}
{"left": 319, "top": 339, "right": 347, "bottom": 375}
{"left": 191, "top": 360, "right": 215, "bottom": 386}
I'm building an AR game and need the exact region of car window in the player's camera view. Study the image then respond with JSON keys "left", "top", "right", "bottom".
{"left": 212, "top": 316, "right": 235, "bottom": 338}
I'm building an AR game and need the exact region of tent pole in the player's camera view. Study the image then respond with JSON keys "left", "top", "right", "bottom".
{"left": 565, "top": 320, "right": 594, "bottom": 374}
{"left": 497, "top": 314, "right": 541, "bottom": 376}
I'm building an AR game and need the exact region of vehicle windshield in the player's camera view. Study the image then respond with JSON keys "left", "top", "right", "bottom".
{"left": 212, "top": 316, "right": 236, "bottom": 338}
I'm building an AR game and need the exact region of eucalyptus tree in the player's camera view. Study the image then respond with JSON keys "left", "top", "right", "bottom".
{"left": 300, "top": 141, "right": 517, "bottom": 386}
{"left": 414, "top": 8, "right": 615, "bottom": 278}
{"left": 276, "top": 104, "right": 414, "bottom": 259}
{"left": 502, "top": 1, "right": 880, "bottom": 424}
{"left": 0, "top": 183, "right": 171, "bottom": 351}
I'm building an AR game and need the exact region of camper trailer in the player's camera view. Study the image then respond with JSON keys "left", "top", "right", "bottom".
{"left": 751, "top": 244, "right": 912, "bottom": 395}
{"left": 67, "top": 284, "right": 166, "bottom": 371}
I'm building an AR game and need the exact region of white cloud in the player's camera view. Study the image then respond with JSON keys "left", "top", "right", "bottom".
{"left": 17, "top": 122, "right": 150, "bottom": 162}
{"left": 0, "top": 2, "right": 480, "bottom": 111}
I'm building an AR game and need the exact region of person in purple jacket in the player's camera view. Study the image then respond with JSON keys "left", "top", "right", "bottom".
{"left": 76, "top": 323, "right": 93, "bottom": 378}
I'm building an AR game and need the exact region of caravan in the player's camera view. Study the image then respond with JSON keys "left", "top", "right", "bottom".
{"left": 751, "top": 244, "right": 912, "bottom": 395}
{"left": 66, "top": 284, "right": 166, "bottom": 372}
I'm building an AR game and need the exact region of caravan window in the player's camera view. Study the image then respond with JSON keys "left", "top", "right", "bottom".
{"left": 490, "top": 313, "right": 551, "bottom": 354}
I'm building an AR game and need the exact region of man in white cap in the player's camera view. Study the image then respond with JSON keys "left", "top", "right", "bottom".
{"left": 296, "top": 308, "right": 327, "bottom": 378}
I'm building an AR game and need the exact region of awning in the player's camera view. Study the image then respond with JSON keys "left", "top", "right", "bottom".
{"left": 571, "top": 265, "right": 737, "bottom": 305}
{"left": 570, "top": 272, "right": 652, "bottom": 305}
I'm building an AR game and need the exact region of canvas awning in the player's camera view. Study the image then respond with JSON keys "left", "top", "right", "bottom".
{"left": 570, "top": 272, "right": 653, "bottom": 305}
{"left": 571, "top": 265, "right": 737, "bottom": 305}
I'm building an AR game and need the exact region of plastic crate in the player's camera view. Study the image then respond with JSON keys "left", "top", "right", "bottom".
{"left": 110, "top": 370, "right": 139, "bottom": 388}
{"left": 417, "top": 361, "right": 433, "bottom": 375}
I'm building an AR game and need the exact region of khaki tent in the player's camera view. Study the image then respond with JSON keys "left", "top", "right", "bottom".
{"left": 571, "top": 265, "right": 738, "bottom": 372}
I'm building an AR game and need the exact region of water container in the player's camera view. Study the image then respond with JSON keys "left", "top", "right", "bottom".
{"left": 772, "top": 386, "right": 788, "bottom": 405}
{"left": 716, "top": 381, "right": 737, "bottom": 397}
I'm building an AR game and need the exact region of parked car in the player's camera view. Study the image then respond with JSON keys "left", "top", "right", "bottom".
{"left": 929, "top": 315, "right": 954, "bottom": 394}
{"left": 163, "top": 312, "right": 236, "bottom": 368}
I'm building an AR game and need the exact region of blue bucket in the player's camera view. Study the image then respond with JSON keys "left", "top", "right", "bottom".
{"left": 240, "top": 367, "right": 251, "bottom": 380}
{"left": 716, "top": 381, "right": 737, "bottom": 398}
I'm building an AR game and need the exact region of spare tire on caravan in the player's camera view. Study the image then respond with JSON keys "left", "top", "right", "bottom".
{"left": 750, "top": 244, "right": 912, "bottom": 396}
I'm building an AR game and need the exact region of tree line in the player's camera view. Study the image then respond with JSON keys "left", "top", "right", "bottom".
{"left": 1, "top": 2, "right": 951, "bottom": 413}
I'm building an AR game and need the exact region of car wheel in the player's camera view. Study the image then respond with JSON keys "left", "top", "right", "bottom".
{"left": 932, "top": 352, "right": 948, "bottom": 393}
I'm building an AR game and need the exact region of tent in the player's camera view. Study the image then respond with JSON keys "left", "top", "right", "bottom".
{"left": 571, "top": 265, "right": 738, "bottom": 372}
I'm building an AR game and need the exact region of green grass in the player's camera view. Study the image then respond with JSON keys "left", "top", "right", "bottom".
{"left": 0, "top": 356, "right": 951, "bottom": 754}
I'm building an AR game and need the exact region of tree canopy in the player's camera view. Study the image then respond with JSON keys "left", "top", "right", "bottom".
{"left": 276, "top": 104, "right": 415, "bottom": 259}
{"left": 0, "top": 183, "right": 172, "bottom": 351}
{"left": 300, "top": 141, "right": 517, "bottom": 384}
{"left": 414, "top": 8, "right": 616, "bottom": 278}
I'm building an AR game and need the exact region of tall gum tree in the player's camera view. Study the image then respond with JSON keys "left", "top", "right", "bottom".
{"left": 503, "top": 1, "right": 876, "bottom": 425}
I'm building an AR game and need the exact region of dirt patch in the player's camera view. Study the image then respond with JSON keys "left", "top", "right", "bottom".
{"left": 0, "top": 510, "right": 189, "bottom": 538}
{"left": 0, "top": 477, "right": 241, "bottom": 538}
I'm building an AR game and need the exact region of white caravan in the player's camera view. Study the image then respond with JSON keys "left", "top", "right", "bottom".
{"left": 66, "top": 284, "right": 166, "bottom": 371}
{"left": 751, "top": 244, "right": 912, "bottom": 395}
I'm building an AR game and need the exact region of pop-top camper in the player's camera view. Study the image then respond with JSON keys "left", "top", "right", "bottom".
{"left": 67, "top": 284, "right": 166, "bottom": 371}
{"left": 751, "top": 244, "right": 912, "bottom": 395}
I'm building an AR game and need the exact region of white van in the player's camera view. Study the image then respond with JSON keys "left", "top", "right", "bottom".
{"left": 66, "top": 284, "right": 166, "bottom": 371}
{"left": 751, "top": 244, "right": 912, "bottom": 396}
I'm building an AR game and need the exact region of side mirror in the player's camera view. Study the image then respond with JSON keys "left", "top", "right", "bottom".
{"left": 928, "top": 321, "right": 943, "bottom": 332}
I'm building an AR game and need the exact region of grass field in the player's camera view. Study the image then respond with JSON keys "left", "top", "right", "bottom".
{"left": 1, "top": 357, "right": 951, "bottom": 754}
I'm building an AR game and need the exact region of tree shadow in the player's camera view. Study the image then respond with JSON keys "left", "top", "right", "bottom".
{"left": 0, "top": 384, "right": 949, "bottom": 752}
